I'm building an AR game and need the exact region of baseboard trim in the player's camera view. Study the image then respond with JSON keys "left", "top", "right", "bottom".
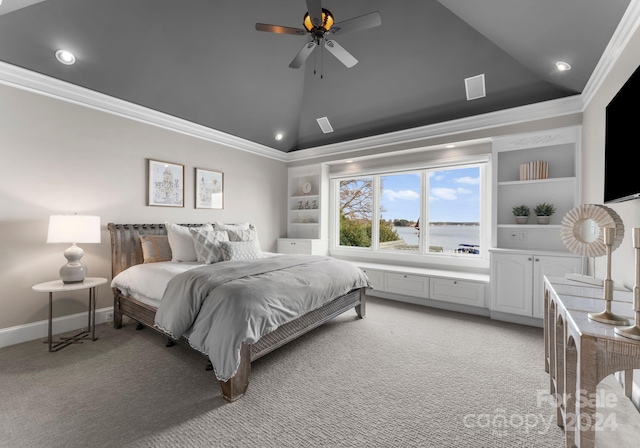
{"left": 0, "top": 307, "right": 114, "bottom": 349}
{"left": 367, "top": 291, "right": 490, "bottom": 318}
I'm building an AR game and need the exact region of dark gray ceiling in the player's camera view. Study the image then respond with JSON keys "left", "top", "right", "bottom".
{"left": 0, "top": 0, "right": 632, "bottom": 152}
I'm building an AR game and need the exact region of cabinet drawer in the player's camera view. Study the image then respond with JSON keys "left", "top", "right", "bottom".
{"left": 360, "top": 269, "right": 384, "bottom": 291}
{"left": 385, "top": 273, "right": 429, "bottom": 298}
{"left": 430, "top": 278, "right": 485, "bottom": 308}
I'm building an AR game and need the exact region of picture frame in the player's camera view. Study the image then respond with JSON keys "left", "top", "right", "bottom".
{"left": 147, "top": 159, "right": 184, "bottom": 207}
{"left": 195, "top": 168, "right": 224, "bottom": 209}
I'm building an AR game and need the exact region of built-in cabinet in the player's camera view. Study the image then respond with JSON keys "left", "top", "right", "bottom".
{"left": 279, "top": 164, "right": 330, "bottom": 255}
{"left": 490, "top": 250, "right": 583, "bottom": 319}
{"left": 286, "top": 164, "right": 329, "bottom": 239}
{"left": 276, "top": 238, "right": 328, "bottom": 255}
{"left": 492, "top": 125, "right": 580, "bottom": 252}
{"left": 356, "top": 262, "right": 489, "bottom": 310}
{"left": 490, "top": 126, "right": 584, "bottom": 324}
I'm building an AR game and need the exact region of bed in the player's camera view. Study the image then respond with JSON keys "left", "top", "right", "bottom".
{"left": 108, "top": 223, "right": 370, "bottom": 402}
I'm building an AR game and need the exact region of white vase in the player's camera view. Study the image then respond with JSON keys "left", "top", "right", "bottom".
{"left": 515, "top": 216, "right": 529, "bottom": 224}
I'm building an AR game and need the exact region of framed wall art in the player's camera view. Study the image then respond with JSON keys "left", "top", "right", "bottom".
{"left": 148, "top": 159, "right": 184, "bottom": 207}
{"left": 195, "top": 168, "right": 224, "bottom": 209}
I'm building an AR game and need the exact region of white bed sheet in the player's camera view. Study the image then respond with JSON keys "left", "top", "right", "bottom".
{"left": 110, "top": 253, "right": 280, "bottom": 307}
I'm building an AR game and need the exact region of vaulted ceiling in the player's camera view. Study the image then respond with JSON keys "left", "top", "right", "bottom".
{"left": 0, "top": 0, "right": 634, "bottom": 153}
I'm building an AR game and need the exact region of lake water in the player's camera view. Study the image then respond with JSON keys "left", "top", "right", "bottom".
{"left": 393, "top": 225, "right": 480, "bottom": 252}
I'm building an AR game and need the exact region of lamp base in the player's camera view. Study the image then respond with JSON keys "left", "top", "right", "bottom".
{"left": 588, "top": 310, "right": 630, "bottom": 326}
{"left": 614, "top": 324, "right": 640, "bottom": 341}
{"left": 60, "top": 263, "right": 87, "bottom": 283}
{"left": 59, "top": 243, "right": 87, "bottom": 284}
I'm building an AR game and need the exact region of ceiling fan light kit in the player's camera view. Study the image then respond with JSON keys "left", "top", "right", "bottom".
{"left": 256, "top": 0, "right": 381, "bottom": 71}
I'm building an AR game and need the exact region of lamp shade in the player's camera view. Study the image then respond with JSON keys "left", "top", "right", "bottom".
{"left": 47, "top": 215, "right": 101, "bottom": 244}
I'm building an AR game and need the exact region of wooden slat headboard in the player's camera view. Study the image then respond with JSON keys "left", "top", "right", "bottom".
{"left": 107, "top": 223, "right": 206, "bottom": 279}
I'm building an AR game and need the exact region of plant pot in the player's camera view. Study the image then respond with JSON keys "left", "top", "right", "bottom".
{"left": 515, "top": 216, "right": 529, "bottom": 224}
{"left": 536, "top": 216, "right": 551, "bottom": 225}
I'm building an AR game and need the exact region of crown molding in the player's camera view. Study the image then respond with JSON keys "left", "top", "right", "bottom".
{"left": 3, "top": 0, "right": 637, "bottom": 169}
{"left": 286, "top": 95, "right": 584, "bottom": 162}
{"left": 581, "top": 0, "right": 640, "bottom": 108}
{"left": 0, "top": 61, "right": 288, "bottom": 162}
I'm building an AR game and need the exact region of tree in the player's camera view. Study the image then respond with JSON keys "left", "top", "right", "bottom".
{"left": 339, "top": 179, "right": 400, "bottom": 246}
{"left": 340, "top": 179, "right": 373, "bottom": 220}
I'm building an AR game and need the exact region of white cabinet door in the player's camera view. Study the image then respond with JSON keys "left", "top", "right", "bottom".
{"left": 430, "top": 278, "right": 485, "bottom": 308}
{"left": 276, "top": 239, "right": 297, "bottom": 254}
{"left": 491, "top": 252, "right": 583, "bottom": 318}
{"left": 532, "top": 255, "right": 582, "bottom": 319}
{"left": 385, "top": 273, "right": 429, "bottom": 298}
{"left": 276, "top": 238, "right": 327, "bottom": 255}
{"left": 360, "top": 268, "right": 384, "bottom": 291}
{"left": 491, "top": 252, "right": 533, "bottom": 316}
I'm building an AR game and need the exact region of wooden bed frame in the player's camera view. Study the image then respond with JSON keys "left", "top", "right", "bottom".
{"left": 108, "top": 223, "right": 366, "bottom": 402}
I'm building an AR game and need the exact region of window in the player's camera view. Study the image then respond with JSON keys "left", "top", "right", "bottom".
{"left": 332, "top": 158, "right": 488, "bottom": 265}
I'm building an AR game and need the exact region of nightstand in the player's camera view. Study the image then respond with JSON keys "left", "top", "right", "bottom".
{"left": 32, "top": 277, "right": 108, "bottom": 352}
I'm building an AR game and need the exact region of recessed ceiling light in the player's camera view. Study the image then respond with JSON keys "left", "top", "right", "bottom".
{"left": 446, "top": 144, "right": 456, "bottom": 149}
{"left": 556, "top": 61, "right": 571, "bottom": 71}
{"left": 55, "top": 49, "right": 76, "bottom": 65}
{"left": 275, "top": 133, "right": 283, "bottom": 141}
{"left": 346, "top": 160, "right": 353, "bottom": 163}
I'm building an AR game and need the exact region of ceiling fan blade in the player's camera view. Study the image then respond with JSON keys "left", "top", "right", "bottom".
{"left": 289, "top": 41, "right": 317, "bottom": 68}
{"left": 324, "top": 40, "right": 358, "bottom": 68}
{"left": 330, "top": 11, "right": 381, "bottom": 35}
{"left": 255, "top": 23, "right": 306, "bottom": 36}
{"left": 306, "top": 0, "right": 323, "bottom": 28}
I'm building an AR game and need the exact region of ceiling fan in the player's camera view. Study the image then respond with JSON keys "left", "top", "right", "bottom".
{"left": 255, "top": 0, "right": 381, "bottom": 69}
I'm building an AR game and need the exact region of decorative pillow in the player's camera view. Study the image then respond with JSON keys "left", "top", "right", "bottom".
{"left": 165, "top": 222, "right": 213, "bottom": 262}
{"left": 189, "top": 228, "right": 229, "bottom": 264}
{"left": 220, "top": 240, "right": 262, "bottom": 261}
{"left": 140, "top": 235, "right": 172, "bottom": 263}
{"left": 227, "top": 226, "right": 258, "bottom": 242}
{"left": 212, "top": 221, "right": 251, "bottom": 232}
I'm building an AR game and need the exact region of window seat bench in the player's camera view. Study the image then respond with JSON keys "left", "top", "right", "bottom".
{"left": 350, "top": 261, "right": 491, "bottom": 316}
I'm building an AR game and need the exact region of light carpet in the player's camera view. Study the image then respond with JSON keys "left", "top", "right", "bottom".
{"left": 1, "top": 297, "right": 637, "bottom": 447}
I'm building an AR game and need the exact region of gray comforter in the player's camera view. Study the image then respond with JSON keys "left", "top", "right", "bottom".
{"left": 154, "top": 255, "right": 371, "bottom": 381}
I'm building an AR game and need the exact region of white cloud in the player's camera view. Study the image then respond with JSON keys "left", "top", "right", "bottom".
{"left": 431, "top": 187, "right": 472, "bottom": 200}
{"left": 454, "top": 176, "right": 480, "bottom": 185}
{"left": 382, "top": 189, "right": 420, "bottom": 201}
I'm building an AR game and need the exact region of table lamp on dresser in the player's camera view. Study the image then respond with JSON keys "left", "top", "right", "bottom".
{"left": 47, "top": 214, "right": 101, "bottom": 283}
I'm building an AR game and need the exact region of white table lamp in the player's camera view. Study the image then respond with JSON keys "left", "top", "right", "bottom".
{"left": 47, "top": 215, "right": 101, "bottom": 283}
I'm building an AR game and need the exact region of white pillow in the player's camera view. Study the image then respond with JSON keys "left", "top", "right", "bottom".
{"left": 212, "top": 221, "right": 250, "bottom": 232}
{"left": 227, "top": 226, "right": 258, "bottom": 242}
{"left": 220, "top": 240, "right": 262, "bottom": 261}
{"left": 165, "top": 222, "right": 213, "bottom": 262}
{"left": 189, "top": 228, "right": 229, "bottom": 264}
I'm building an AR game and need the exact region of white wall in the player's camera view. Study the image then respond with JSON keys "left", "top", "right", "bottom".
{"left": 583, "top": 24, "right": 640, "bottom": 290}
{"left": 582, "top": 21, "right": 640, "bottom": 408}
{"left": 0, "top": 83, "right": 287, "bottom": 331}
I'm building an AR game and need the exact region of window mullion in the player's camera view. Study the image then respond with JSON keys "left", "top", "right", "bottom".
{"left": 420, "top": 170, "right": 427, "bottom": 254}
{"left": 372, "top": 175, "right": 380, "bottom": 250}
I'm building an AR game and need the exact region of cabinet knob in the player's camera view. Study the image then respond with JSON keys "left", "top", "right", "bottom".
{"left": 404, "top": 275, "right": 407, "bottom": 278}
{"left": 528, "top": 258, "right": 532, "bottom": 261}
{"left": 535, "top": 258, "right": 539, "bottom": 262}
{"left": 453, "top": 281, "right": 457, "bottom": 284}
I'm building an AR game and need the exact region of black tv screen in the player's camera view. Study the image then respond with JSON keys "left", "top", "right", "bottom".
{"left": 604, "top": 63, "right": 640, "bottom": 203}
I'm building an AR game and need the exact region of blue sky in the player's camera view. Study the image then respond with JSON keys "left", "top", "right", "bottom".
{"left": 380, "top": 167, "right": 480, "bottom": 222}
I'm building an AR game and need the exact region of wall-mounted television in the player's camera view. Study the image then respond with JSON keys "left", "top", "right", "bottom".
{"left": 604, "top": 63, "right": 640, "bottom": 203}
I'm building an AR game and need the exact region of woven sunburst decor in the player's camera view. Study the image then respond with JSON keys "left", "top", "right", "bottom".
{"left": 559, "top": 204, "right": 624, "bottom": 257}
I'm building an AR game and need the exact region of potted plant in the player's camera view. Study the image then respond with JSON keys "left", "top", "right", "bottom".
{"left": 533, "top": 202, "right": 556, "bottom": 225}
{"left": 512, "top": 204, "right": 530, "bottom": 224}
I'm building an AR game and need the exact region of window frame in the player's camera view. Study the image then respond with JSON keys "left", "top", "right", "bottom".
{"left": 329, "top": 155, "right": 491, "bottom": 270}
